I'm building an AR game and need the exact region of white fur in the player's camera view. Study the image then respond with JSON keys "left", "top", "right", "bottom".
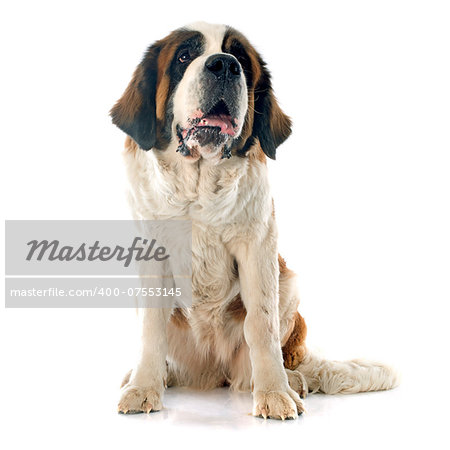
{"left": 187, "top": 22, "right": 227, "bottom": 53}
{"left": 297, "top": 353, "right": 401, "bottom": 394}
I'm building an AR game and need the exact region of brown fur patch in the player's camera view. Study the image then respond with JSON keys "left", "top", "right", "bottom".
{"left": 270, "top": 98, "right": 293, "bottom": 146}
{"left": 153, "top": 30, "right": 200, "bottom": 123}
{"left": 154, "top": 38, "right": 178, "bottom": 120}
{"left": 156, "top": 74, "right": 170, "bottom": 120}
{"left": 278, "top": 254, "right": 296, "bottom": 279}
{"left": 278, "top": 254, "right": 288, "bottom": 273}
{"left": 226, "top": 294, "right": 247, "bottom": 321}
{"left": 170, "top": 308, "right": 190, "bottom": 329}
{"left": 282, "top": 312, "right": 307, "bottom": 370}
{"left": 246, "top": 139, "right": 267, "bottom": 163}
{"left": 124, "top": 135, "right": 138, "bottom": 154}
{"left": 111, "top": 65, "right": 145, "bottom": 126}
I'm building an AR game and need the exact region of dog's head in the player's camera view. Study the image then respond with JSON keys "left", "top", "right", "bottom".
{"left": 111, "top": 22, "right": 291, "bottom": 161}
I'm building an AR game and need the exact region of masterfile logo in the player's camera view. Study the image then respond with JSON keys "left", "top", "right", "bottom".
{"left": 4, "top": 220, "right": 192, "bottom": 308}
{"left": 26, "top": 237, "right": 170, "bottom": 267}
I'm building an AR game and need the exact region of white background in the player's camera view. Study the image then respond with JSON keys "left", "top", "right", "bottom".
{"left": 1, "top": 0, "right": 449, "bottom": 448}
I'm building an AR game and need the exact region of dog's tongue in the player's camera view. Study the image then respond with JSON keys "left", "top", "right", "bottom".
{"left": 198, "top": 115, "right": 235, "bottom": 136}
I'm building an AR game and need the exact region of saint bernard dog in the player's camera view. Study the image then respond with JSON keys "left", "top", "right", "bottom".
{"left": 111, "top": 22, "right": 399, "bottom": 420}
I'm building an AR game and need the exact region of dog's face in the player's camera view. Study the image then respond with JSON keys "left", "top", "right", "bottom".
{"left": 111, "top": 22, "right": 291, "bottom": 162}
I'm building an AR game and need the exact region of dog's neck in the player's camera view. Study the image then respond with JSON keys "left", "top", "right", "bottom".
{"left": 123, "top": 137, "right": 272, "bottom": 225}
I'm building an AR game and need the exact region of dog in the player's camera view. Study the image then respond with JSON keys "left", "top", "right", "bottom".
{"left": 111, "top": 22, "right": 399, "bottom": 420}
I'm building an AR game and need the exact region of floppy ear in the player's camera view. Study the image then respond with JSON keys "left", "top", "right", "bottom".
{"left": 252, "top": 60, "right": 292, "bottom": 160}
{"left": 110, "top": 43, "right": 161, "bottom": 151}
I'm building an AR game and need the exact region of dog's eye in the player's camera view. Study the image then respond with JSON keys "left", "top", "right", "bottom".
{"left": 178, "top": 50, "right": 191, "bottom": 63}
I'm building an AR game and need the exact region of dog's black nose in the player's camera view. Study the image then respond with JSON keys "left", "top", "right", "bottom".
{"left": 205, "top": 54, "right": 241, "bottom": 80}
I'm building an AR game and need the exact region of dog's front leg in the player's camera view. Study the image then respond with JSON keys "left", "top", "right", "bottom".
{"left": 232, "top": 228, "right": 304, "bottom": 419}
{"left": 118, "top": 307, "right": 171, "bottom": 414}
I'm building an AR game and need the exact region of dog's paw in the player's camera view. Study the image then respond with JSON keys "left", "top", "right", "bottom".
{"left": 118, "top": 385, "right": 162, "bottom": 414}
{"left": 286, "top": 368, "right": 308, "bottom": 399}
{"left": 253, "top": 388, "right": 304, "bottom": 420}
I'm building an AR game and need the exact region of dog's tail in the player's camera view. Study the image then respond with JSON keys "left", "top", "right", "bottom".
{"left": 296, "top": 350, "right": 400, "bottom": 394}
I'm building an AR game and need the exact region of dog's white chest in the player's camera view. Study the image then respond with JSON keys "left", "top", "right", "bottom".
{"left": 126, "top": 150, "right": 270, "bottom": 224}
{"left": 125, "top": 149, "right": 272, "bottom": 308}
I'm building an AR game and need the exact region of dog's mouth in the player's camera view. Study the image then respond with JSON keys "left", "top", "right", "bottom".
{"left": 176, "top": 100, "right": 239, "bottom": 159}
{"left": 195, "top": 100, "right": 237, "bottom": 136}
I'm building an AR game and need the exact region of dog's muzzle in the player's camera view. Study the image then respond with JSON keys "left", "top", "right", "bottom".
{"left": 176, "top": 54, "right": 245, "bottom": 160}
